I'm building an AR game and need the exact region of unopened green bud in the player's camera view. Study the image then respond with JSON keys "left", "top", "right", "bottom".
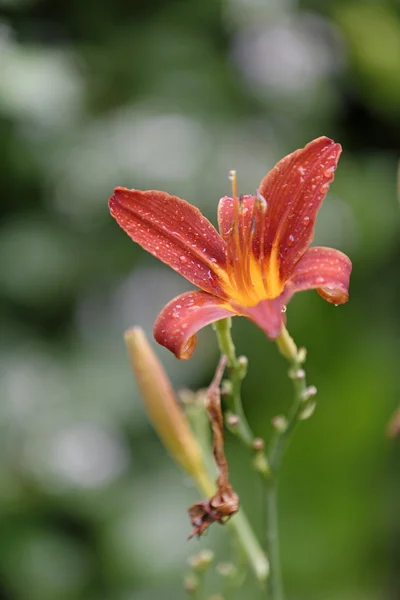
{"left": 288, "top": 368, "right": 305, "bottom": 380}
{"left": 297, "top": 347, "right": 307, "bottom": 363}
{"left": 300, "top": 385, "right": 317, "bottom": 402}
{"left": 253, "top": 451, "right": 270, "bottom": 477}
{"left": 221, "top": 379, "right": 233, "bottom": 395}
{"left": 252, "top": 437, "right": 265, "bottom": 451}
{"left": 225, "top": 412, "right": 240, "bottom": 430}
{"left": 271, "top": 415, "right": 288, "bottom": 433}
{"left": 237, "top": 355, "right": 248, "bottom": 379}
{"left": 216, "top": 561, "right": 235, "bottom": 577}
{"left": 298, "top": 401, "right": 317, "bottom": 421}
{"left": 125, "top": 328, "right": 214, "bottom": 497}
{"left": 184, "top": 574, "right": 199, "bottom": 594}
{"left": 188, "top": 550, "right": 214, "bottom": 572}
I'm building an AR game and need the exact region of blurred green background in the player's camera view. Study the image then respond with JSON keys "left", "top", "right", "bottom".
{"left": 1, "top": 0, "right": 399, "bottom": 598}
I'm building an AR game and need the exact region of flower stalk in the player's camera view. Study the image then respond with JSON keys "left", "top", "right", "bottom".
{"left": 124, "top": 327, "right": 268, "bottom": 584}
{"left": 262, "top": 325, "right": 318, "bottom": 600}
{"left": 214, "top": 320, "right": 270, "bottom": 478}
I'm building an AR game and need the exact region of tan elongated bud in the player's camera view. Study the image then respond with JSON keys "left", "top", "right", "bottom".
{"left": 125, "top": 327, "right": 214, "bottom": 496}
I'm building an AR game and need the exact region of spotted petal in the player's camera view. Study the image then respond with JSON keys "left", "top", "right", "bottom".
{"left": 154, "top": 291, "right": 235, "bottom": 359}
{"left": 109, "top": 188, "right": 228, "bottom": 297}
{"left": 283, "top": 246, "right": 352, "bottom": 305}
{"left": 259, "top": 137, "right": 342, "bottom": 282}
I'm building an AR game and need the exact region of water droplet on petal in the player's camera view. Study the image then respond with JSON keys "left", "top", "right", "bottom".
{"left": 287, "top": 234, "right": 295, "bottom": 246}
{"left": 179, "top": 255, "right": 187, "bottom": 263}
{"left": 303, "top": 216, "right": 310, "bottom": 225}
{"left": 281, "top": 305, "right": 287, "bottom": 313}
{"left": 324, "top": 166, "right": 335, "bottom": 177}
{"left": 315, "top": 276, "right": 325, "bottom": 284}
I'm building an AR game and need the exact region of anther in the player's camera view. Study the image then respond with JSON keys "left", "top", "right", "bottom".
{"left": 256, "top": 189, "right": 268, "bottom": 212}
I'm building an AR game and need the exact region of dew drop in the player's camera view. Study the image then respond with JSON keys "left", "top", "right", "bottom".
{"left": 179, "top": 255, "right": 187, "bottom": 263}
{"left": 315, "top": 276, "right": 325, "bottom": 284}
{"left": 281, "top": 305, "right": 287, "bottom": 313}
{"left": 287, "top": 234, "right": 295, "bottom": 246}
{"left": 324, "top": 166, "right": 335, "bottom": 177}
{"left": 303, "top": 216, "right": 310, "bottom": 225}
{"left": 334, "top": 304, "right": 339, "bottom": 307}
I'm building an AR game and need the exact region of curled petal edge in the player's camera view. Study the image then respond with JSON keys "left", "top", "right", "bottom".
{"left": 283, "top": 246, "right": 352, "bottom": 305}
{"left": 154, "top": 291, "right": 235, "bottom": 360}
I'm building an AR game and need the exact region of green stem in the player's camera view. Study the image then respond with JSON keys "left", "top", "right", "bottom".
{"left": 264, "top": 325, "right": 315, "bottom": 600}
{"left": 214, "top": 319, "right": 254, "bottom": 446}
{"left": 264, "top": 480, "right": 283, "bottom": 600}
{"left": 228, "top": 510, "right": 269, "bottom": 584}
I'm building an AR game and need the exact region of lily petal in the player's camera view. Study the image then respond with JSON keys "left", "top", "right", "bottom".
{"left": 109, "top": 188, "right": 228, "bottom": 297}
{"left": 259, "top": 137, "right": 342, "bottom": 281}
{"left": 233, "top": 297, "right": 284, "bottom": 340}
{"left": 154, "top": 291, "right": 235, "bottom": 359}
{"left": 283, "top": 246, "right": 352, "bottom": 304}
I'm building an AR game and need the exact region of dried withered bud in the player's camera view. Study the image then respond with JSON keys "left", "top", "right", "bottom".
{"left": 188, "top": 356, "right": 239, "bottom": 538}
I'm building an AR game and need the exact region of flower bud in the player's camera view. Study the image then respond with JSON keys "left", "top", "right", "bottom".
{"left": 298, "top": 401, "right": 317, "bottom": 421}
{"left": 125, "top": 327, "right": 214, "bottom": 496}
{"left": 252, "top": 437, "right": 265, "bottom": 451}
{"left": 225, "top": 412, "right": 240, "bottom": 429}
{"left": 271, "top": 415, "right": 288, "bottom": 433}
{"left": 184, "top": 574, "right": 199, "bottom": 595}
{"left": 237, "top": 355, "right": 248, "bottom": 379}
{"left": 297, "top": 347, "right": 307, "bottom": 363}
{"left": 188, "top": 550, "right": 214, "bottom": 572}
{"left": 300, "top": 385, "right": 317, "bottom": 402}
{"left": 288, "top": 368, "right": 306, "bottom": 380}
{"left": 216, "top": 561, "right": 235, "bottom": 577}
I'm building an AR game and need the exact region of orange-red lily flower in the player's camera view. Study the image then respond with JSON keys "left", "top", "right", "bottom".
{"left": 109, "top": 137, "right": 351, "bottom": 359}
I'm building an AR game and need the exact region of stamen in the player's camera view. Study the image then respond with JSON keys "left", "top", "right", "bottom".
{"left": 227, "top": 169, "right": 246, "bottom": 293}
{"left": 255, "top": 190, "right": 268, "bottom": 294}
{"left": 228, "top": 170, "right": 237, "bottom": 198}
{"left": 256, "top": 189, "right": 268, "bottom": 211}
{"left": 241, "top": 197, "right": 255, "bottom": 296}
